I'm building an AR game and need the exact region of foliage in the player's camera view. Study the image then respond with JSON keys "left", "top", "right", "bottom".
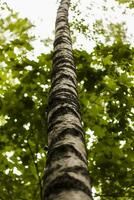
{"left": 0, "top": 3, "right": 50, "bottom": 199}
{"left": 74, "top": 41, "right": 134, "bottom": 199}
{"left": 0, "top": 2, "right": 134, "bottom": 200}
{"left": 116, "top": 0, "right": 134, "bottom": 8}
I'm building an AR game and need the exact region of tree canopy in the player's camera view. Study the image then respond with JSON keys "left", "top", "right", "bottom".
{"left": 0, "top": 1, "right": 134, "bottom": 200}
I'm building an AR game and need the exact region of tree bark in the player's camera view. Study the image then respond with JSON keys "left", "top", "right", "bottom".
{"left": 42, "top": 0, "right": 92, "bottom": 199}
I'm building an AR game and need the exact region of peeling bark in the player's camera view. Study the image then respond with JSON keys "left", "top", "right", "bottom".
{"left": 42, "top": 0, "right": 93, "bottom": 199}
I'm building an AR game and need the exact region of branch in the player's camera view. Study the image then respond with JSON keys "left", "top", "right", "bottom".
{"left": 27, "top": 141, "right": 43, "bottom": 200}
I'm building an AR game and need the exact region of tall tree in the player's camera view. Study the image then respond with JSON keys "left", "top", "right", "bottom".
{"left": 1, "top": 1, "right": 133, "bottom": 199}
{"left": 42, "top": 0, "right": 92, "bottom": 199}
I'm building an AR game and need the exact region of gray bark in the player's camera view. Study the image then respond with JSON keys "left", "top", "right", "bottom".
{"left": 42, "top": 0, "right": 93, "bottom": 199}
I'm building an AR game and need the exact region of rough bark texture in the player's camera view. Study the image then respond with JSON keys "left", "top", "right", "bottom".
{"left": 43, "top": 0, "right": 92, "bottom": 199}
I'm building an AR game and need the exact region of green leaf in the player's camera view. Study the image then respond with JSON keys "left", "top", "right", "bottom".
{"left": 93, "top": 125, "right": 106, "bottom": 138}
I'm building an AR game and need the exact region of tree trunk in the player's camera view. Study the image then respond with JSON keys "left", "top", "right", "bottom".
{"left": 42, "top": 0, "right": 92, "bottom": 199}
